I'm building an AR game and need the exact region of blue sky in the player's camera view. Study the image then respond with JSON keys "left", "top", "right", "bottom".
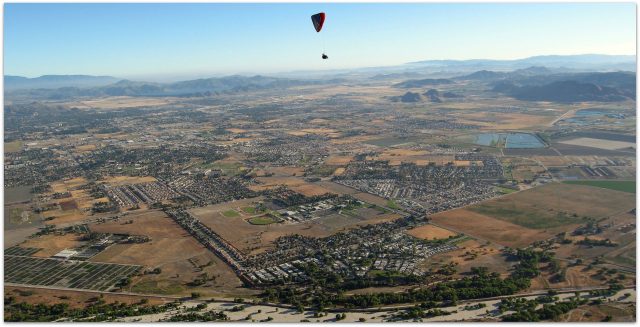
{"left": 4, "top": 3, "right": 636, "bottom": 80}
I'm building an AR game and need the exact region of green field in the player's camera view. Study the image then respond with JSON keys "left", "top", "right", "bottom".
{"left": 222, "top": 209, "right": 240, "bottom": 218}
{"left": 495, "top": 186, "right": 518, "bottom": 194}
{"left": 241, "top": 206, "right": 257, "bottom": 214}
{"left": 364, "top": 136, "right": 424, "bottom": 147}
{"left": 248, "top": 216, "right": 276, "bottom": 225}
{"left": 4, "top": 140, "right": 22, "bottom": 153}
{"left": 386, "top": 200, "right": 400, "bottom": 210}
{"left": 563, "top": 180, "right": 636, "bottom": 194}
{"left": 201, "top": 161, "right": 244, "bottom": 176}
{"left": 469, "top": 204, "right": 586, "bottom": 229}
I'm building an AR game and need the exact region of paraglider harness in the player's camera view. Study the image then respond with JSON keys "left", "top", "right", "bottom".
{"left": 322, "top": 53, "right": 328, "bottom": 60}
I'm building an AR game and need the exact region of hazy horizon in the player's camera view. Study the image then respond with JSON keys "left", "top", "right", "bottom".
{"left": 4, "top": 3, "right": 636, "bottom": 80}
{"left": 4, "top": 53, "right": 637, "bottom": 83}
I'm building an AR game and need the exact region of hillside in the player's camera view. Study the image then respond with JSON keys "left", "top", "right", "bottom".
{"left": 5, "top": 75, "right": 315, "bottom": 99}
{"left": 5, "top": 75, "right": 119, "bottom": 90}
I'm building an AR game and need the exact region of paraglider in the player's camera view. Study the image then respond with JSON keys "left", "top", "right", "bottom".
{"left": 311, "top": 12, "right": 328, "bottom": 59}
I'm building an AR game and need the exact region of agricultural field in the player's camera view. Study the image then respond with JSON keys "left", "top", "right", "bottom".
{"left": 563, "top": 180, "right": 636, "bottom": 193}
{"left": 4, "top": 255, "right": 141, "bottom": 291}
{"left": 558, "top": 137, "right": 636, "bottom": 151}
{"left": 467, "top": 182, "right": 635, "bottom": 229}
{"left": 430, "top": 209, "right": 552, "bottom": 248}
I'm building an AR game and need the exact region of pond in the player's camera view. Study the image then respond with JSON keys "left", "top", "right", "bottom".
{"left": 473, "top": 133, "right": 545, "bottom": 149}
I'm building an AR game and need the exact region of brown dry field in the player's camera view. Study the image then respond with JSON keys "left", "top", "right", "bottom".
{"left": 44, "top": 177, "right": 107, "bottom": 225}
{"left": 42, "top": 209, "right": 87, "bottom": 226}
{"left": 471, "top": 183, "right": 636, "bottom": 226}
{"left": 49, "top": 177, "right": 88, "bottom": 193}
{"left": 534, "top": 155, "right": 629, "bottom": 167}
{"left": 553, "top": 210, "right": 636, "bottom": 267}
{"left": 290, "top": 184, "right": 333, "bottom": 197}
{"left": 17, "top": 233, "right": 84, "bottom": 257}
{"left": 100, "top": 175, "right": 157, "bottom": 186}
{"left": 88, "top": 210, "right": 247, "bottom": 297}
{"left": 226, "top": 128, "right": 248, "bottom": 133}
{"left": 249, "top": 176, "right": 332, "bottom": 196}
{"left": 407, "top": 224, "right": 457, "bottom": 240}
{"left": 333, "top": 167, "right": 346, "bottom": 176}
{"left": 315, "top": 180, "right": 391, "bottom": 208}
{"left": 325, "top": 155, "right": 354, "bottom": 165}
{"left": 316, "top": 181, "right": 359, "bottom": 195}
{"left": 374, "top": 153, "right": 455, "bottom": 166}
{"left": 286, "top": 128, "right": 339, "bottom": 137}
{"left": 456, "top": 112, "right": 554, "bottom": 130}
{"left": 217, "top": 137, "right": 257, "bottom": 146}
{"left": 64, "top": 96, "right": 176, "bottom": 109}
{"left": 4, "top": 286, "right": 168, "bottom": 309}
{"left": 529, "top": 264, "right": 615, "bottom": 291}
{"left": 559, "top": 303, "right": 636, "bottom": 322}
{"left": 59, "top": 200, "right": 78, "bottom": 211}
{"left": 424, "top": 239, "right": 511, "bottom": 278}
{"left": 329, "top": 135, "right": 378, "bottom": 145}
{"left": 253, "top": 166, "right": 305, "bottom": 177}
{"left": 74, "top": 144, "right": 97, "bottom": 153}
{"left": 352, "top": 192, "right": 393, "bottom": 207}
{"left": 430, "top": 209, "right": 552, "bottom": 248}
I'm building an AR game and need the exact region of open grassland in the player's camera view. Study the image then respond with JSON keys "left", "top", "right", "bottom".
{"left": 563, "top": 180, "right": 636, "bottom": 193}
{"left": 249, "top": 176, "right": 333, "bottom": 196}
{"left": 100, "top": 175, "right": 157, "bottom": 187}
{"left": 407, "top": 224, "right": 457, "bottom": 240}
{"left": 88, "top": 210, "right": 246, "bottom": 297}
{"left": 422, "top": 239, "right": 511, "bottom": 278}
{"left": 18, "top": 233, "right": 84, "bottom": 258}
{"left": 4, "top": 286, "right": 168, "bottom": 310}
{"left": 4, "top": 140, "right": 22, "bottom": 153}
{"left": 64, "top": 96, "right": 176, "bottom": 109}
{"left": 248, "top": 216, "right": 276, "bottom": 225}
{"left": 560, "top": 303, "right": 636, "bottom": 322}
{"left": 467, "top": 183, "right": 635, "bottom": 229}
{"left": 222, "top": 209, "right": 240, "bottom": 218}
{"left": 430, "top": 209, "right": 552, "bottom": 248}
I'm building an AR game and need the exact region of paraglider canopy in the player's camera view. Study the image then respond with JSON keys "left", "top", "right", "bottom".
{"left": 311, "top": 12, "right": 325, "bottom": 32}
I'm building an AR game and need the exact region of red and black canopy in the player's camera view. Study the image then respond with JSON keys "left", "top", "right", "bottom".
{"left": 311, "top": 12, "right": 325, "bottom": 32}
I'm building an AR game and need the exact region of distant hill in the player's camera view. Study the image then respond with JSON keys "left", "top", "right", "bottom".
{"left": 423, "top": 89, "right": 442, "bottom": 103}
{"left": 494, "top": 80, "right": 632, "bottom": 103}
{"left": 393, "top": 78, "right": 454, "bottom": 88}
{"left": 5, "top": 75, "right": 119, "bottom": 90}
{"left": 408, "top": 54, "right": 635, "bottom": 72}
{"left": 442, "top": 91, "right": 463, "bottom": 98}
{"left": 5, "top": 75, "right": 316, "bottom": 99}
{"left": 371, "top": 72, "right": 425, "bottom": 80}
{"left": 389, "top": 92, "right": 422, "bottom": 103}
{"left": 487, "top": 70, "right": 636, "bottom": 102}
{"left": 456, "top": 70, "right": 508, "bottom": 81}
{"left": 455, "top": 66, "right": 576, "bottom": 81}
